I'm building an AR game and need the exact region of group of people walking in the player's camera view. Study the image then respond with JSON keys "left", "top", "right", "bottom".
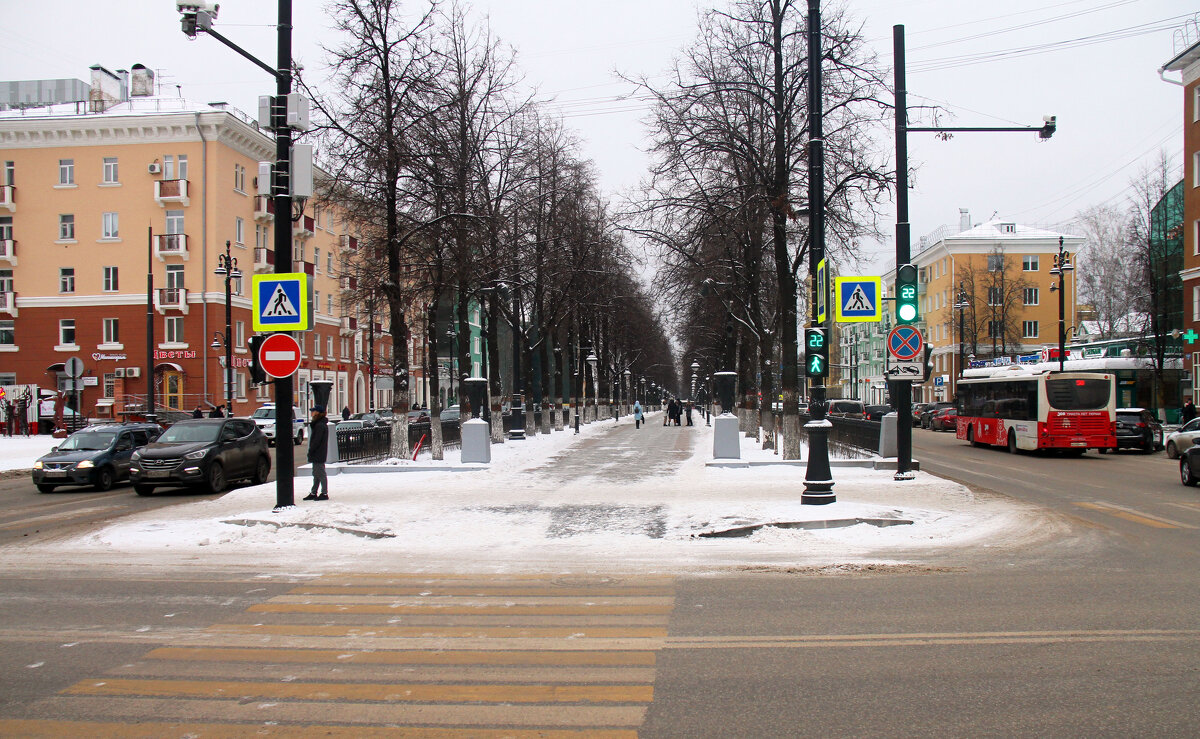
{"left": 663, "top": 398, "right": 694, "bottom": 426}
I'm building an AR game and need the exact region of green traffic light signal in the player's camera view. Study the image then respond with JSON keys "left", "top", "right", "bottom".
{"left": 805, "top": 327, "right": 829, "bottom": 378}
{"left": 896, "top": 263, "right": 919, "bottom": 324}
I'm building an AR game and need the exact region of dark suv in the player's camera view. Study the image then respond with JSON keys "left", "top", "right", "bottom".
{"left": 1114, "top": 408, "right": 1163, "bottom": 453}
{"left": 32, "top": 423, "right": 161, "bottom": 493}
{"left": 131, "top": 418, "right": 270, "bottom": 495}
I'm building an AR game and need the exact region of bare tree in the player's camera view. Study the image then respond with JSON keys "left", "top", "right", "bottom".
{"left": 1074, "top": 203, "right": 1141, "bottom": 340}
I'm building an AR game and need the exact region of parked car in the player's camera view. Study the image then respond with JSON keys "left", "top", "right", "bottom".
{"left": 920, "top": 402, "right": 955, "bottom": 429}
{"left": 826, "top": 399, "right": 866, "bottom": 419}
{"left": 1114, "top": 408, "right": 1163, "bottom": 453}
{"left": 349, "top": 411, "right": 381, "bottom": 427}
{"left": 1180, "top": 444, "right": 1200, "bottom": 486}
{"left": 911, "top": 402, "right": 931, "bottom": 427}
{"left": 406, "top": 409, "right": 430, "bottom": 424}
{"left": 130, "top": 418, "right": 270, "bottom": 495}
{"left": 864, "top": 404, "right": 894, "bottom": 422}
{"left": 249, "top": 404, "right": 305, "bottom": 446}
{"left": 336, "top": 420, "right": 366, "bottom": 431}
{"left": 930, "top": 405, "right": 958, "bottom": 432}
{"left": 1165, "top": 416, "right": 1200, "bottom": 459}
{"left": 440, "top": 405, "right": 461, "bottom": 423}
{"left": 31, "top": 423, "right": 161, "bottom": 493}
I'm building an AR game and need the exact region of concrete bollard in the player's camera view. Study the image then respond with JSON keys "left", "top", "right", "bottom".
{"left": 713, "top": 414, "right": 741, "bottom": 459}
{"left": 461, "top": 418, "right": 491, "bottom": 463}
{"left": 879, "top": 412, "right": 898, "bottom": 458}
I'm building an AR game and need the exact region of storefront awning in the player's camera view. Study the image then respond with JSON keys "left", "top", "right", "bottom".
{"left": 154, "top": 362, "right": 184, "bottom": 372}
{"left": 45, "top": 362, "right": 65, "bottom": 372}
{"left": 95, "top": 399, "right": 115, "bottom": 407}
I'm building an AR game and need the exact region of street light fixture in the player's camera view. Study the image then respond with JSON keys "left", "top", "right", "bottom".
{"left": 213, "top": 240, "right": 242, "bottom": 413}
{"left": 1048, "top": 236, "right": 1074, "bottom": 372}
{"left": 586, "top": 352, "right": 598, "bottom": 424}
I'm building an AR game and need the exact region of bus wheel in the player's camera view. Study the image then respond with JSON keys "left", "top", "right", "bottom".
{"left": 967, "top": 427, "right": 982, "bottom": 448}
{"left": 1007, "top": 430, "right": 1018, "bottom": 454}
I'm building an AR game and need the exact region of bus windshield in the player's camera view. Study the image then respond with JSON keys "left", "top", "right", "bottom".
{"left": 1045, "top": 377, "right": 1111, "bottom": 411}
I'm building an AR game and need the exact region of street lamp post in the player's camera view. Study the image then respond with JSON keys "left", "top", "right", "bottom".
{"left": 586, "top": 352, "right": 598, "bottom": 424}
{"left": 1049, "top": 236, "right": 1074, "bottom": 372}
{"left": 953, "top": 283, "right": 970, "bottom": 393}
{"left": 212, "top": 240, "right": 242, "bottom": 413}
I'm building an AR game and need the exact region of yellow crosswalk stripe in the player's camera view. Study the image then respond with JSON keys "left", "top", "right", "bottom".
{"left": 209, "top": 623, "right": 669, "bottom": 638}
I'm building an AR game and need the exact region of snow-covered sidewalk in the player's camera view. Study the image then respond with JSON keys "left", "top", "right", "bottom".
{"left": 2, "top": 414, "right": 1056, "bottom": 573}
{"left": 0, "top": 434, "right": 59, "bottom": 472}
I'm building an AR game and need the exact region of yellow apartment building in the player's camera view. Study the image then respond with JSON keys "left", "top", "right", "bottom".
{"left": 0, "top": 65, "right": 389, "bottom": 423}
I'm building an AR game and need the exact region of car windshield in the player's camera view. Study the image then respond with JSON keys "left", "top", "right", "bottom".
{"left": 57, "top": 431, "right": 117, "bottom": 451}
{"left": 252, "top": 408, "right": 275, "bottom": 419}
{"left": 159, "top": 424, "right": 221, "bottom": 443}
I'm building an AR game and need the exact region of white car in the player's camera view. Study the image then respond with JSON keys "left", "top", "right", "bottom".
{"left": 249, "top": 404, "right": 305, "bottom": 446}
{"left": 1165, "top": 416, "right": 1200, "bottom": 459}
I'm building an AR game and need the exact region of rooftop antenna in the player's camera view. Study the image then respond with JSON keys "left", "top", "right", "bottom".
{"left": 176, "top": 84, "right": 183, "bottom": 98}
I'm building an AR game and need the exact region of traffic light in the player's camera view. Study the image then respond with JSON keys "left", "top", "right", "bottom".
{"left": 896, "top": 263, "right": 919, "bottom": 324}
{"left": 804, "top": 327, "right": 829, "bottom": 378}
{"left": 248, "top": 334, "right": 267, "bottom": 385}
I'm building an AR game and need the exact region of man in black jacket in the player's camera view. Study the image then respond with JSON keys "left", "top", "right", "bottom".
{"left": 304, "top": 405, "right": 329, "bottom": 501}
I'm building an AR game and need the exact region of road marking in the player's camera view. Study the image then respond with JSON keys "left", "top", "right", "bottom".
{"left": 248, "top": 603, "right": 673, "bottom": 615}
{"left": 146, "top": 646, "right": 658, "bottom": 665}
{"left": 0, "top": 720, "right": 636, "bottom": 739}
{"left": 0, "top": 504, "right": 125, "bottom": 531}
{"left": 1074, "top": 501, "right": 1193, "bottom": 529}
{"left": 664, "top": 628, "right": 1200, "bottom": 649}
{"left": 209, "top": 623, "right": 670, "bottom": 638}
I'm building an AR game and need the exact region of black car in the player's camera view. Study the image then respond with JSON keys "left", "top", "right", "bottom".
{"left": 1180, "top": 445, "right": 1200, "bottom": 486}
{"left": 32, "top": 423, "right": 161, "bottom": 493}
{"left": 864, "top": 404, "right": 894, "bottom": 421}
{"left": 1114, "top": 408, "right": 1163, "bottom": 453}
{"left": 130, "top": 418, "right": 270, "bottom": 495}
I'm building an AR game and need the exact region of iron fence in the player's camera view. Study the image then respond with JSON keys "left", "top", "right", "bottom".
{"left": 336, "top": 424, "right": 391, "bottom": 463}
{"left": 792, "top": 413, "right": 881, "bottom": 457}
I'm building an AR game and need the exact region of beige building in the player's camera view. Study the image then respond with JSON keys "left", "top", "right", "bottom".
{"left": 884, "top": 210, "right": 1082, "bottom": 401}
{"left": 0, "top": 65, "right": 389, "bottom": 423}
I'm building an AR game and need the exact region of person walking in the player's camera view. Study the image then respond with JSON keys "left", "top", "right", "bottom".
{"left": 304, "top": 405, "right": 329, "bottom": 501}
{"left": 685, "top": 401, "right": 694, "bottom": 426}
{"left": 192, "top": 406, "right": 204, "bottom": 419}
{"left": 633, "top": 400, "right": 644, "bottom": 429}
{"left": 1183, "top": 397, "right": 1197, "bottom": 424}
{"left": 208, "top": 405, "right": 225, "bottom": 418}
{"left": 341, "top": 405, "right": 351, "bottom": 422}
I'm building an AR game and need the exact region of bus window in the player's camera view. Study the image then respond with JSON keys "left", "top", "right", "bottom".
{"left": 1046, "top": 378, "right": 1111, "bottom": 410}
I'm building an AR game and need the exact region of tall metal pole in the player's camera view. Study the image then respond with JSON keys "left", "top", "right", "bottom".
{"left": 893, "top": 24, "right": 914, "bottom": 479}
{"left": 146, "top": 225, "right": 155, "bottom": 422}
{"left": 803, "top": 0, "right": 834, "bottom": 503}
{"left": 223, "top": 241, "right": 233, "bottom": 412}
{"left": 272, "top": 0, "right": 295, "bottom": 510}
{"left": 1057, "top": 237, "right": 1067, "bottom": 372}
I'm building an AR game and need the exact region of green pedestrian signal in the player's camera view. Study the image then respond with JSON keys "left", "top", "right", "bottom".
{"left": 805, "top": 327, "right": 829, "bottom": 378}
{"left": 896, "top": 263, "right": 919, "bottom": 324}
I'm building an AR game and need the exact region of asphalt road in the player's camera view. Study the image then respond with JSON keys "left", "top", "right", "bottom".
{"left": 0, "top": 424, "right": 1197, "bottom": 735}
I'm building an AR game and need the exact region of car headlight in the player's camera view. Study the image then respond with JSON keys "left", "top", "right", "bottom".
{"left": 131, "top": 451, "right": 141, "bottom": 461}
{"left": 184, "top": 449, "right": 207, "bottom": 460}
{"left": 76, "top": 460, "right": 94, "bottom": 469}
{"left": 33, "top": 460, "right": 43, "bottom": 469}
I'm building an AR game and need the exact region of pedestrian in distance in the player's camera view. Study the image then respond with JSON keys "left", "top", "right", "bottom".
{"left": 304, "top": 405, "right": 329, "bottom": 501}
{"left": 341, "top": 405, "right": 351, "bottom": 422}
{"left": 633, "top": 400, "right": 643, "bottom": 429}
{"left": 208, "top": 405, "right": 225, "bottom": 418}
{"left": 685, "top": 401, "right": 694, "bottom": 426}
{"left": 192, "top": 406, "right": 204, "bottom": 419}
{"left": 1183, "top": 397, "right": 1197, "bottom": 424}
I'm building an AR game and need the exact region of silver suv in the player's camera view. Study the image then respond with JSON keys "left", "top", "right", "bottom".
{"left": 249, "top": 404, "right": 305, "bottom": 446}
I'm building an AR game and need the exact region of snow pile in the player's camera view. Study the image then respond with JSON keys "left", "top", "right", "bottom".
{"left": 0, "top": 435, "right": 59, "bottom": 472}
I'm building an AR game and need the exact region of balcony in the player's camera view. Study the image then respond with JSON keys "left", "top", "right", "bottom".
{"left": 340, "top": 315, "right": 358, "bottom": 336}
{"left": 300, "top": 260, "right": 315, "bottom": 277}
{"left": 339, "top": 275, "right": 357, "bottom": 292}
{"left": 339, "top": 234, "right": 357, "bottom": 254}
{"left": 0, "top": 291, "right": 16, "bottom": 317}
{"left": 253, "top": 246, "right": 275, "bottom": 273}
{"left": 154, "top": 234, "right": 189, "bottom": 261}
{"left": 0, "top": 239, "right": 15, "bottom": 266}
{"left": 293, "top": 215, "right": 314, "bottom": 239}
{"left": 154, "top": 287, "right": 189, "bottom": 314}
{"left": 253, "top": 194, "right": 274, "bottom": 222}
{"left": 0, "top": 184, "right": 13, "bottom": 212}
{"left": 153, "top": 179, "right": 190, "bottom": 207}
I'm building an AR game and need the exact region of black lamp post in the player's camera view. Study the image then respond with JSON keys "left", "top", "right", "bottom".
{"left": 953, "top": 283, "right": 970, "bottom": 393}
{"left": 1048, "top": 236, "right": 1074, "bottom": 372}
{"left": 586, "top": 351, "right": 598, "bottom": 424}
{"left": 212, "top": 240, "right": 242, "bottom": 413}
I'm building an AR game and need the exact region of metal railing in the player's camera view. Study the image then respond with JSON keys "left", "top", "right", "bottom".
{"left": 337, "top": 424, "right": 391, "bottom": 463}
{"left": 792, "top": 413, "right": 881, "bottom": 457}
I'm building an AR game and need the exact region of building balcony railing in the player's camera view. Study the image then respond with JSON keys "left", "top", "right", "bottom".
{"left": 153, "top": 179, "right": 190, "bottom": 206}
{"left": 340, "top": 315, "right": 358, "bottom": 336}
{"left": 339, "top": 275, "right": 357, "bottom": 292}
{"left": 154, "top": 234, "right": 189, "bottom": 261}
{"left": 293, "top": 215, "right": 314, "bottom": 239}
{"left": 155, "top": 287, "right": 189, "bottom": 314}
{"left": 299, "top": 260, "right": 315, "bottom": 277}
{"left": 0, "top": 291, "right": 16, "bottom": 317}
{"left": 0, "top": 239, "right": 15, "bottom": 266}
{"left": 253, "top": 246, "right": 274, "bottom": 273}
{"left": 0, "top": 184, "right": 14, "bottom": 212}
{"left": 253, "top": 194, "right": 274, "bottom": 223}
{"left": 339, "top": 234, "right": 357, "bottom": 253}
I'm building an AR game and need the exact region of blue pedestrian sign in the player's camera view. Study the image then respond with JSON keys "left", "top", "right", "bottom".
{"left": 252, "top": 273, "right": 310, "bottom": 332}
{"left": 834, "top": 276, "right": 882, "bottom": 323}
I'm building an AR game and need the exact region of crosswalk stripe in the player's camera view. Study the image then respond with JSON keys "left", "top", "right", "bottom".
{"left": 146, "top": 646, "right": 658, "bottom": 665}
{"left": 108, "top": 660, "right": 659, "bottom": 684}
{"left": 265, "top": 594, "right": 676, "bottom": 606}
{"left": 248, "top": 603, "right": 672, "bottom": 615}
{"left": 209, "top": 623, "right": 669, "bottom": 638}
{"left": 1074, "top": 501, "right": 1191, "bottom": 528}
{"left": 0, "top": 721, "right": 637, "bottom": 739}
{"left": 292, "top": 586, "right": 675, "bottom": 597}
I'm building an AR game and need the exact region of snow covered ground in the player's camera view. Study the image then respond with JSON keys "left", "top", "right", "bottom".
{"left": 1, "top": 414, "right": 1057, "bottom": 574}
{"left": 0, "top": 435, "right": 59, "bottom": 472}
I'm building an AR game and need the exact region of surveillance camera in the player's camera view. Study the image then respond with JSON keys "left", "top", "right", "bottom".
{"left": 1043, "top": 115, "right": 1055, "bottom": 124}
{"left": 177, "top": 1, "right": 219, "bottom": 14}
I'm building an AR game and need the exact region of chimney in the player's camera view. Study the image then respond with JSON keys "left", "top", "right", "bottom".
{"left": 116, "top": 69, "right": 129, "bottom": 102}
{"left": 87, "top": 64, "right": 122, "bottom": 112}
{"left": 130, "top": 64, "right": 155, "bottom": 97}
{"left": 959, "top": 208, "right": 971, "bottom": 232}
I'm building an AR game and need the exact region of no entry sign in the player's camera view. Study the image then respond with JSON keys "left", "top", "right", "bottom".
{"left": 258, "top": 333, "right": 302, "bottom": 379}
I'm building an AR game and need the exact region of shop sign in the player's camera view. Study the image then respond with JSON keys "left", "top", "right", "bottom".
{"left": 91, "top": 353, "right": 128, "bottom": 361}
{"left": 154, "top": 350, "right": 198, "bottom": 360}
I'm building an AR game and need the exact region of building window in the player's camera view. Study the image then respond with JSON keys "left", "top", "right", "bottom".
{"left": 103, "top": 373, "right": 115, "bottom": 398}
{"left": 314, "top": 290, "right": 320, "bottom": 313}
{"left": 1195, "top": 220, "right": 1200, "bottom": 257}
{"left": 0, "top": 269, "right": 11, "bottom": 292}
{"left": 1022, "top": 320, "right": 1039, "bottom": 339}
{"left": 59, "top": 214, "right": 75, "bottom": 240}
{"left": 235, "top": 371, "right": 247, "bottom": 400}
{"left": 235, "top": 320, "right": 245, "bottom": 348}
{"left": 987, "top": 287, "right": 1002, "bottom": 306}
{"left": 166, "top": 264, "right": 185, "bottom": 289}
{"left": 165, "top": 210, "right": 184, "bottom": 235}
{"left": 3, "top": 161, "right": 12, "bottom": 186}
{"left": 1023, "top": 287, "right": 1039, "bottom": 306}
{"left": 235, "top": 216, "right": 245, "bottom": 245}
{"left": 234, "top": 163, "right": 245, "bottom": 192}
{"left": 59, "top": 268, "right": 75, "bottom": 293}
{"left": 1195, "top": 151, "right": 1200, "bottom": 188}
{"left": 102, "top": 212, "right": 119, "bottom": 239}
{"left": 103, "top": 266, "right": 118, "bottom": 292}
{"left": 58, "top": 159, "right": 74, "bottom": 185}
{"left": 102, "top": 157, "right": 118, "bottom": 183}
{"left": 987, "top": 321, "right": 1002, "bottom": 339}
{"left": 327, "top": 295, "right": 333, "bottom": 314}
{"left": 327, "top": 251, "right": 334, "bottom": 273}
{"left": 59, "top": 319, "right": 76, "bottom": 346}
{"left": 327, "top": 336, "right": 334, "bottom": 357}
{"left": 165, "top": 316, "right": 184, "bottom": 343}
{"left": 1194, "top": 286, "right": 1200, "bottom": 322}
{"left": 103, "top": 317, "right": 119, "bottom": 344}
{"left": 1022, "top": 255, "right": 1038, "bottom": 271}
{"left": 0, "top": 216, "right": 11, "bottom": 240}
{"left": 987, "top": 254, "right": 1004, "bottom": 272}
{"left": 314, "top": 247, "right": 321, "bottom": 272}
{"left": 0, "top": 319, "right": 13, "bottom": 345}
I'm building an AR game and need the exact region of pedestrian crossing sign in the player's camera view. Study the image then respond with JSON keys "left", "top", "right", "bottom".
{"left": 252, "top": 272, "right": 310, "bottom": 332}
{"left": 834, "top": 276, "right": 883, "bottom": 323}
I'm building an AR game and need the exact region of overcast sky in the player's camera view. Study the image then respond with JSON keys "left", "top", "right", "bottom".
{"left": 1, "top": 0, "right": 1193, "bottom": 271}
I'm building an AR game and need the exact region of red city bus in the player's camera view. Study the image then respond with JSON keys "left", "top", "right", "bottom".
{"left": 955, "top": 368, "right": 1117, "bottom": 454}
